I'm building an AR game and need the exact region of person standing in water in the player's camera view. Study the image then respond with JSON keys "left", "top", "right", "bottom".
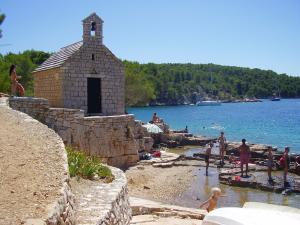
{"left": 283, "top": 147, "right": 290, "bottom": 187}
{"left": 205, "top": 142, "right": 213, "bottom": 176}
{"left": 199, "top": 187, "right": 222, "bottom": 212}
{"left": 10, "top": 65, "right": 25, "bottom": 96}
{"left": 218, "top": 132, "right": 226, "bottom": 166}
{"left": 239, "top": 139, "right": 251, "bottom": 178}
{"left": 267, "top": 147, "right": 274, "bottom": 182}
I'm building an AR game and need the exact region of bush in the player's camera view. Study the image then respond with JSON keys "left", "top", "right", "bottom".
{"left": 66, "top": 147, "right": 114, "bottom": 182}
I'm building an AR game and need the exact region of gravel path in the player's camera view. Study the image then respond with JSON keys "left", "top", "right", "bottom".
{"left": 0, "top": 98, "right": 67, "bottom": 224}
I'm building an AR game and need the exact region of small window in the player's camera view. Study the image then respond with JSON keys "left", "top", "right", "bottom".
{"left": 92, "top": 54, "right": 95, "bottom": 60}
{"left": 90, "top": 21, "right": 96, "bottom": 36}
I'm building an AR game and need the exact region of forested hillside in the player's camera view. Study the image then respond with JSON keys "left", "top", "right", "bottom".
{"left": 1, "top": 50, "right": 300, "bottom": 106}
{"left": 125, "top": 61, "right": 300, "bottom": 106}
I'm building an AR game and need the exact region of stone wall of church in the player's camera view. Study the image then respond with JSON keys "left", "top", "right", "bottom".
{"left": 61, "top": 44, "right": 125, "bottom": 116}
{"left": 34, "top": 67, "right": 64, "bottom": 107}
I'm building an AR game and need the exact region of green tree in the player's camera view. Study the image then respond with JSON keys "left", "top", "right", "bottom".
{"left": 0, "top": 11, "right": 5, "bottom": 38}
{"left": 124, "top": 61, "right": 155, "bottom": 106}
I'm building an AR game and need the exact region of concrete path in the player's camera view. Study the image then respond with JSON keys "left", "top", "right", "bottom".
{"left": 130, "top": 197, "right": 206, "bottom": 225}
{"left": 131, "top": 214, "right": 202, "bottom": 225}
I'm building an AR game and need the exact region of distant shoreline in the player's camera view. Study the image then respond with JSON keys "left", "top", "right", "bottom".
{"left": 128, "top": 98, "right": 300, "bottom": 108}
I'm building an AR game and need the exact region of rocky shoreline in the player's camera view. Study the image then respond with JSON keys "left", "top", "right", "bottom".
{"left": 147, "top": 97, "right": 263, "bottom": 106}
{"left": 150, "top": 125, "right": 300, "bottom": 167}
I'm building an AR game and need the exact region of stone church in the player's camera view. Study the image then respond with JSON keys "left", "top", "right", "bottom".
{"left": 33, "top": 13, "right": 125, "bottom": 116}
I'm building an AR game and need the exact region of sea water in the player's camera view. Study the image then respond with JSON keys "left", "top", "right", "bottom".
{"left": 128, "top": 99, "right": 300, "bottom": 153}
{"left": 174, "top": 167, "right": 300, "bottom": 209}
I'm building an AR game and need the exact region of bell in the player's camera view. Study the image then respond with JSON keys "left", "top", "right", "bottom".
{"left": 91, "top": 22, "right": 96, "bottom": 31}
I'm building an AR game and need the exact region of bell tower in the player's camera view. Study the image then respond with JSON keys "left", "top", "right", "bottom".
{"left": 82, "top": 13, "right": 103, "bottom": 45}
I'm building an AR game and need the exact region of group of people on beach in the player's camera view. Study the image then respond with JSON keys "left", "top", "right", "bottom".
{"left": 204, "top": 132, "right": 253, "bottom": 178}
{"left": 205, "top": 131, "right": 291, "bottom": 184}
{"left": 201, "top": 131, "right": 293, "bottom": 212}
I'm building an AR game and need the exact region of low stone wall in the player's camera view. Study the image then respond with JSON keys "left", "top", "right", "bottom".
{"left": 72, "top": 115, "right": 139, "bottom": 168}
{"left": 71, "top": 167, "right": 131, "bottom": 225}
{"left": 9, "top": 97, "right": 49, "bottom": 122}
{"left": 44, "top": 142, "right": 75, "bottom": 225}
{"left": 9, "top": 97, "right": 152, "bottom": 168}
{"left": 45, "top": 107, "right": 84, "bottom": 144}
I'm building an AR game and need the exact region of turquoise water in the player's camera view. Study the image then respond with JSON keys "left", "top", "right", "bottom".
{"left": 128, "top": 99, "right": 300, "bottom": 153}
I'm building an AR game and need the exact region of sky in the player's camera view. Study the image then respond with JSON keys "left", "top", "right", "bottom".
{"left": 0, "top": 0, "right": 299, "bottom": 76}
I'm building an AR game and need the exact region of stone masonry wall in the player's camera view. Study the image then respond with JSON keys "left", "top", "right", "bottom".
{"left": 34, "top": 67, "right": 64, "bottom": 107}
{"left": 8, "top": 97, "right": 149, "bottom": 168}
{"left": 60, "top": 13, "right": 125, "bottom": 115}
{"left": 45, "top": 108, "right": 85, "bottom": 144}
{"left": 61, "top": 44, "right": 125, "bottom": 116}
{"left": 71, "top": 115, "right": 139, "bottom": 168}
{"left": 9, "top": 97, "right": 49, "bottom": 122}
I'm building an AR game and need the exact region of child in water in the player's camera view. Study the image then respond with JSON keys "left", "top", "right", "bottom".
{"left": 199, "top": 187, "right": 222, "bottom": 212}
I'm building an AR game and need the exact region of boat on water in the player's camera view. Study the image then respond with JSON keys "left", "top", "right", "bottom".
{"left": 196, "top": 100, "right": 221, "bottom": 106}
{"left": 271, "top": 97, "right": 281, "bottom": 101}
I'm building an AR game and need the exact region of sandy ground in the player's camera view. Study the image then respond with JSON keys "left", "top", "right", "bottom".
{"left": 125, "top": 160, "right": 202, "bottom": 204}
{"left": 0, "top": 98, "right": 66, "bottom": 224}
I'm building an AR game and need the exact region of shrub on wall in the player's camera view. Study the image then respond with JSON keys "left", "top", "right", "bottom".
{"left": 66, "top": 146, "right": 114, "bottom": 182}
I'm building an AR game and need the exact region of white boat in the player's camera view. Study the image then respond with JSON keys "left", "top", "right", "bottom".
{"left": 271, "top": 97, "right": 281, "bottom": 101}
{"left": 196, "top": 100, "right": 221, "bottom": 106}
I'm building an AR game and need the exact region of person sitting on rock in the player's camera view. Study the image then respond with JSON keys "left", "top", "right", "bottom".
{"left": 239, "top": 139, "right": 251, "bottom": 178}
{"left": 199, "top": 187, "right": 222, "bottom": 212}
{"left": 152, "top": 112, "right": 161, "bottom": 124}
{"left": 10, "top": 64, "right": 25, "bottom": 97}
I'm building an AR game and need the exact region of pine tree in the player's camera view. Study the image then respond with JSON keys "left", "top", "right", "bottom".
{"left": 0, "top": 12, "right": 5, "bottom": 38}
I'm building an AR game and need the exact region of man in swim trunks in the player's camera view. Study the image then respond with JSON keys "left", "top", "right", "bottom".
{"left": 267, "top": 147, "right": 274, "bottom": 182}
{"left": 205, "top": 142, "right": 213, "bottom": 176}
{"left": 283, "top": 147, "right": 290, "bottom": 186}
{"left": 239, "top": 139, "right": 250, "bottom": 178}
{"left": 218, "top": 132, "right": 226, "bottom": 166}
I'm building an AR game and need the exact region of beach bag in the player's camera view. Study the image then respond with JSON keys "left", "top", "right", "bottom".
{"left": 152, "top": 150, "right": 161, "bottom": 158}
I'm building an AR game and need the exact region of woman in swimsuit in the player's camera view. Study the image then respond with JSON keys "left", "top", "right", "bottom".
{"left": 10, "top": 64, "right": 25, "bottom": 96}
